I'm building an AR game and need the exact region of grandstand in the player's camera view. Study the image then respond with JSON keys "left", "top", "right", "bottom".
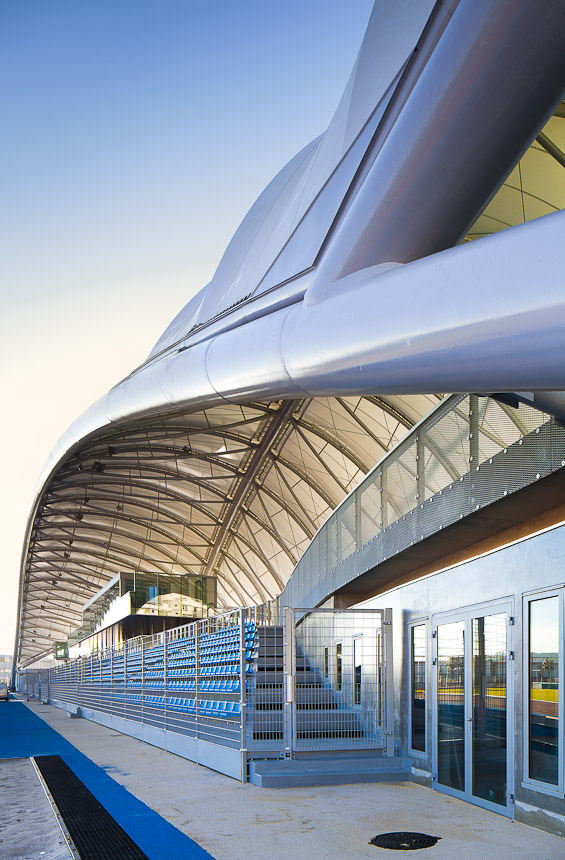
{"left": 13, "top": 0, "right": 565, "bottom": 838}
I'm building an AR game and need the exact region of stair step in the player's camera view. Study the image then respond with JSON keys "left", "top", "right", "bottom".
{"left": 252, "top": 689, "right": 336, "bottom": 708}
{"left": 249, "top": 625, "right": 370, "bottom": 748}
{"left": 248, "top": 756, "right": 410, "bottom": 788}
{"left": 256, "top": 656, "right": 312, "bottom": 669}
{"left": 254, "top": 670, "right": 321, "bottom": 686}
{"left": 252, "top": 710, "right": 362, "bottom": 726}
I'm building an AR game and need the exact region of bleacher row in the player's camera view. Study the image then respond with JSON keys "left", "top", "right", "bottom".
{"left": 73, "top": 691, "right": 243, "bottom": 717}
{"left": 129, "top": 694, "right": 242, "bottom": 716}
{"left": 72, "top": 621, "right": 256, "bottom": 721}
{"left": 139, "top": 677, "right": 244, "bottom": 691}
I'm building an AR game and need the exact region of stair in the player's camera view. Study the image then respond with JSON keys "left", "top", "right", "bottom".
{"left": 248, "top": 752, "right": 410, "bottom": 788}
{"left": 249, "top": 626, "right": 364, "bottom": 743}
{"left": 246, "top": 625, "right": 407, "bottom": 787}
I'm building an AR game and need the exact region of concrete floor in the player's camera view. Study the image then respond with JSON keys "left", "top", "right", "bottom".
{"left": 0, "top": 757, "right": 71, "bottom": 860}
{"left": 14, "top": 698, "right": 565, "bottom": 860}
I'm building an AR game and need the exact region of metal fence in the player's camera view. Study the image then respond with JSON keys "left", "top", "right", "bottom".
{"left": 17, "top": 605, "right": 393, "bottom": 780}
{"left": 282, "top": 608, "right": 393, "bottom": 757}
{"left": 281, "top": 394, "right": 565, "bottom": 607}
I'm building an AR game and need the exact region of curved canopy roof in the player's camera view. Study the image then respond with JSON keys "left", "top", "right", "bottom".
{"left": 15, "top": 0, "right": 565, "bottom": 668}
{"left": 149, "top": 0, "right": 437, "bottom": 359}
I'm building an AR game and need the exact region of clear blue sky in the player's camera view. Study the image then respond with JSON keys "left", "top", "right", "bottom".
{"left": 0, "top": 1, "right": 374, "bottom": 654}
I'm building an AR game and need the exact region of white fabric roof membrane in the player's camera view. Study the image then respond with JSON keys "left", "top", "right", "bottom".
{"left": 467, "top": 116, "right": 565, "bottom": 240}
{"left": 18, "top": 394, "right": 440, "bottom": 664}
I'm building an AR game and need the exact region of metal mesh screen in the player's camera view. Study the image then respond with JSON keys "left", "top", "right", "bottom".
{"left": 283, "top": 395, "right": 561, "bottom": 607}
{"left": 288, "top": 609, "right": 388, "bottom": 753}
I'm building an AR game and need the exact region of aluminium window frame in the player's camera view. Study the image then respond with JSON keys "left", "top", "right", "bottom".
{"left": 408, "top": 619, "right": 428, "bottom": 759}
{"left": 353, "top": 634, "right": 363, "bottom": 707}
{"left": 522, "top": 587, "right": 564, "bottom": 798}
{"left": 336, "top": 642, "right": 343, "bottom": 692}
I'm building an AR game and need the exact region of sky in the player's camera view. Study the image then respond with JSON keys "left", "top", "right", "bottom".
{"left": 0, "top": 0, "right": 375, "bottom": 655}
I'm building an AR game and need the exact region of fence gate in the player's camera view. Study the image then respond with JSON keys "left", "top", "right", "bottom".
{"left": 283, "top": 607, "right": 394, "bottom": 757}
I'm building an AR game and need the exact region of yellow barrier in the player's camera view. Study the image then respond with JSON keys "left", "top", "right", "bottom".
{"left": 530, "top": 688, "right": 559, "bottom": 703}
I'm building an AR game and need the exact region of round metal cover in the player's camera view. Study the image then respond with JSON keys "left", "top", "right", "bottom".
{"left": 369, "top": 832, "right": 440, "bottom": 850}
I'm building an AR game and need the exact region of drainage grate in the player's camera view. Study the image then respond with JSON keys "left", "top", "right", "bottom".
{"left": 34, "top": 755, "right": 149, "bottom": 860}
{"left": 369, "top": 832, "right": 441, "bottom": 851}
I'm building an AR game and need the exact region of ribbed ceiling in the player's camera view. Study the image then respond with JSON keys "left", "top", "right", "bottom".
{"left": 18, "top": 394, "right": 440, "bottom": 664}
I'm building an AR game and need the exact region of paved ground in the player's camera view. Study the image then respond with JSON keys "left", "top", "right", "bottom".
{"left": 0, "top": 697, "right": 211, "bottom": 859}
{"left": 11, "top": 697, "right": 565, "bottom": 860}
{"left": 0, "top": 757, "right": 71, "bottom": 860}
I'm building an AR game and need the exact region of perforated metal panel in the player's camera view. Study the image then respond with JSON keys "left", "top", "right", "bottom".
{"left": 281, "top": 395, "right": 563, "bottom": 608}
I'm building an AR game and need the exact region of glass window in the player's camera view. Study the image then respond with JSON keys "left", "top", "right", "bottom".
{"left": 528, "top": 596, "right": 559, "bottom": 785}
{"left": 437, "top": 620, "right": 465, "bottom": 791}
{"left": 324, "top": 646, "right": 329, "bottom": 679}
{"left": 336, "top": 643, "right": 342, "bottom": 691}
{"left": 411, "top": 624, "right": 426, "bottom": 752}
{"left": 472, "top": 613, "right": 507, "bottom": 806}
{"left": 354, "top": 637, "right": 362, "bottom": 705}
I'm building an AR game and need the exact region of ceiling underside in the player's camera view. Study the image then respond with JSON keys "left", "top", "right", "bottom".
{"left": 19, "top": 394, "right": 439, "bottom": 663}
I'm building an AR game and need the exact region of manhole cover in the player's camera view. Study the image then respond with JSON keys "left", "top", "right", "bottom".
{"left": 369, "top": 832, "right": 440, "bottom": 851}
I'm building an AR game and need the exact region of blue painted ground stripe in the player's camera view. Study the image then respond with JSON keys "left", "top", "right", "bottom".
{"left": 0, "top": 699, "right": 215, "bottom": 860}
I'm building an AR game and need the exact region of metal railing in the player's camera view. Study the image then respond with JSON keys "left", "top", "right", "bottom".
{"left": 280, "top": 394, "right": 565, "bottom": 608}
{"left": 17, "top": 605, "right": 393, "bottom": 779}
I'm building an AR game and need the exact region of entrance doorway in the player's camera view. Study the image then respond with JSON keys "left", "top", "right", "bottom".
{"left": 432, "top": 601, "right": 513, "bottom": 816}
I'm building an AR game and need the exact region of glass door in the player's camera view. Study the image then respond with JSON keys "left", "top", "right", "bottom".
{"left": 436, "top": 619, "right": 465, "bottom": 793}
{"left": 433, "top": 602, "right": 513, "bottom": 816}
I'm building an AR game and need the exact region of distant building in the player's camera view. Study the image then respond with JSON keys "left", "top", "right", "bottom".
{"left": 0, "top": 654, "right": 13, "bottom": 686}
